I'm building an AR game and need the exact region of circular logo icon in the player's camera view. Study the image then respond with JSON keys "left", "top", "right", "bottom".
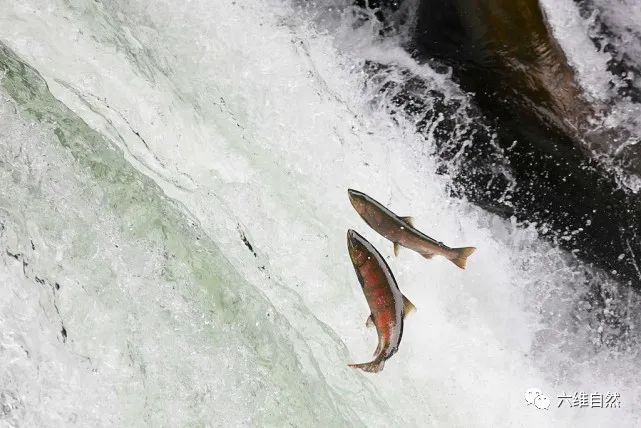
{"left": 525, "top": 388, "right": 542, "bottom": 405}
{"left": 534, "top": 394, "right": 551, "bottom": 410}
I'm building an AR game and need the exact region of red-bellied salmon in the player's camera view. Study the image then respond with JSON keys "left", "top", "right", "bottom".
{"left": 347, "top": 229, "right": 415, "bottom": 373}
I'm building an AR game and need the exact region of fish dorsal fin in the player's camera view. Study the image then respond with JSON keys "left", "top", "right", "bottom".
{"left": 400, "top": 216, "right": 414, "bottom": 227}
{"left": 402, "top": 295, "right": 416, "bottom": 318}
{"left": 365, "top": 314, "right": 374, "bottom": 328}
{"left": 393, "top": 242, "right": 400, "bottom": 257}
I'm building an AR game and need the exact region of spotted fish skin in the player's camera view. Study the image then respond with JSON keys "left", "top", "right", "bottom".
{"left": 347, "top": 229, "right": 408, "bottom": 373}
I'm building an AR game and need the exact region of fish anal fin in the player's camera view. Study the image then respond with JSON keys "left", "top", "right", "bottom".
{"left": 393, "top": 242, "right": 400, "bottom": 257}
{"left": 365, "top": 314, "right": 374, "bottom": 328}
{"left": 400, "top": 216, "right": 414, "bottom": 227}
{"left": 402, "top": 295, "right": 416, "bottom": 318}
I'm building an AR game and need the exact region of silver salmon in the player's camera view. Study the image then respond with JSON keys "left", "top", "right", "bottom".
{"left": 348, "top": 189, "right": 476, "bottom": 269}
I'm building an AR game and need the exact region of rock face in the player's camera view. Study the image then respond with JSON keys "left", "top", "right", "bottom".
{"left": 413, "top": 0, "right": 640, "bottom": 175}
{"left": 355, "top": 0, "right": 641, "bottom": 287}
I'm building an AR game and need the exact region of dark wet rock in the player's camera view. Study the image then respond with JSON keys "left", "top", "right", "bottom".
{"left": 238, "top": 226, "right": 258, "bottom": 257}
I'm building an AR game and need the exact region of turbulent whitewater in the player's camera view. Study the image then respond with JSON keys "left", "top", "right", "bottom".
{"left": 0, "top": 0, "right": 640, "bottom": 426}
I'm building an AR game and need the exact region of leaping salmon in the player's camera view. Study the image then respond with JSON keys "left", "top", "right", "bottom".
{"left": 347, "top": 229, "right": 415, "bottom": 373}
{"left": 348, "top": 189, "right": 476, "bottom": 269}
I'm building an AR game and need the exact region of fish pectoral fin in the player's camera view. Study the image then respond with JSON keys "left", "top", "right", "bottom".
{"left": 393, "top": 242, "right": 400, "bottom": 257}
{"left": 399, "top": 216, "right": 414, "bottom": 227}
{"left": 365, "top": 314, "right": 375, "bottom": 328}
{"left": 403, "top": 294, "right": 416, "bottom": 318}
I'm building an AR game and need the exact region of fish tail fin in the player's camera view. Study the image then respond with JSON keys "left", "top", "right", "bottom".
{"left": 348, "top": 358, "right": 385, "bottom": 373}
{"left": 450, "top": 247, "right": 476, "bottom": 269}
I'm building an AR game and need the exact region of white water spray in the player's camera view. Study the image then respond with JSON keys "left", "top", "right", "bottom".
{"left": 0, "top": 0, "right": 640, "bottom": 426}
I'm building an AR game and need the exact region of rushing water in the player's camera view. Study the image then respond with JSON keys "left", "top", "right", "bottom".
{"left": 0, "top": 1, "right": 640, "bottom": 426}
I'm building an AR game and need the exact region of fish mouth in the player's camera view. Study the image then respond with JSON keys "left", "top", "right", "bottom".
{"left": 347, "top": 188, "right": 366, "bottom": 209}
{"left": 347, "top": 229, "right": 369, "bottom": 265}
{"left": 347, "top": 188, "right": 365, "bottom": 200}
{"left": 347, "top": 229, "right": 367, "bottom": 247}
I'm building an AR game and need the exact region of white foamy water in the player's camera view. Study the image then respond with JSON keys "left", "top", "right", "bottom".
{"left": 540, "top": 0, "right": 641, "bottom": 191}
{"left": 0, "top": 0, "right": 640, "bottom": 426}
